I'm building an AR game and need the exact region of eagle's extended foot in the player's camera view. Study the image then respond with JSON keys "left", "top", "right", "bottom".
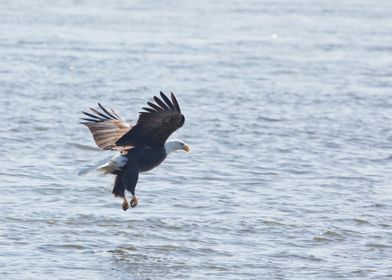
{"left": 122, "top": 197, "right": 129, "bottom": 211}
{"left": 130, "top": 195, "right": 139, "bottom": 208}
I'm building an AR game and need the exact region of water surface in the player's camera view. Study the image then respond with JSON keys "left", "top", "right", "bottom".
{"left": 1, "top": 1, "right": 392, "bottom": 279}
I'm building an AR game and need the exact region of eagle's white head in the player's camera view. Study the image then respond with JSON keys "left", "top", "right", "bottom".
{"left": 164, "top": 140, "right": 190, "bottom": 155}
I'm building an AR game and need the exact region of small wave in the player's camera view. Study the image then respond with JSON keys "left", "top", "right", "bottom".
{"left": 257, "top": 116, "right": 284, "bottom": 122}
{"left": 38, "top": 243, "right": 85, "bottom": 252}
{"left": 314, "top": 230, "right": 345, "bottom": 241}
{"left": 365, "top": 242, "right": 392, "bottom": 249}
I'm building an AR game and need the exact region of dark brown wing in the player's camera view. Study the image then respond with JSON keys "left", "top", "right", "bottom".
{"left": 81, "top": 103, "right": 132, "bottom": 150}
{"left": 115, "top": 92, "right": 185, "bottom": 147}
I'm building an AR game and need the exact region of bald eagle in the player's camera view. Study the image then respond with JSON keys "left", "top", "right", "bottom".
{"left": 80, "top": 92, "right": 189, "bottom": 210}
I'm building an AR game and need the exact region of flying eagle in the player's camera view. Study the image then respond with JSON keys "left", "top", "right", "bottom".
{"left": 80, "top": 92, "right": 189, "bottom": 210}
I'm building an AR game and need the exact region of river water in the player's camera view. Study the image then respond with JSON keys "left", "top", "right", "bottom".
{"left": 1, "top": 1, "right": 392, "bottom": 279}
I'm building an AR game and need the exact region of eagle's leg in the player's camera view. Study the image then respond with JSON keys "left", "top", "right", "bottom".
{"left": 122, "top": 165, "right": 139, "bottom": 208}
{"left": 113, "top": 173, "right": 129, "bottom": 211}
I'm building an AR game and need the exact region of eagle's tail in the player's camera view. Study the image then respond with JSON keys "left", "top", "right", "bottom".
{"left": 78, "top": 154, "right": 127, "bottom": 175}
{"left": 78, "top": 155, "right": 113, "bottom": 175}
{"left": 96, "top": 154, "right": 128, "bottom": 174}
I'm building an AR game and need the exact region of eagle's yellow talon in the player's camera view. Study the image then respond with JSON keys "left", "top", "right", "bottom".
{"left": 130, "top": 196, "right": 139, "bottom": 208}
{"left": 122, "top": 198, "right": 129, "bottom": 211}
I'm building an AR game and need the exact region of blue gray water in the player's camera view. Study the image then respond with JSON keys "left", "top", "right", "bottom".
{"left": 1, "top": 1, "right": 392, "bottom": 279}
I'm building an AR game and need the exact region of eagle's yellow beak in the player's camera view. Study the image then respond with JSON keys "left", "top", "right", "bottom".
{"left": 183, "top": 144, "right": 190, "bottom": 152}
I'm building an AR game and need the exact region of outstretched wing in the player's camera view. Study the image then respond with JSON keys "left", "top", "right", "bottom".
{"left": 115, "top": 92, "right": 185, "bottom": 147}
{"left": 80, "top": 103, "right": 131, "bottom": 150}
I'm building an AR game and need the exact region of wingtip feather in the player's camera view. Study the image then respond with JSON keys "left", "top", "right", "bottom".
{"left": 160, "top": 91, "right": 175, "bottom": 111}
{"left": 171, "top": 92, "right": 181, "bottom": 112}
{"left": 154, "top": 95, "right": 170, "bottom": 110}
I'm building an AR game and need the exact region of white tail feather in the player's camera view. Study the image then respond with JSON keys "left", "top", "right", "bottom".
{"left": 78, "top": 165, "right": 97, "bottom": 176}
{"left": 78, "top": 154, "right": 127, "bottom": 176}
{"left": 96, "top": 154, "right": 128, "bottom": 174}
